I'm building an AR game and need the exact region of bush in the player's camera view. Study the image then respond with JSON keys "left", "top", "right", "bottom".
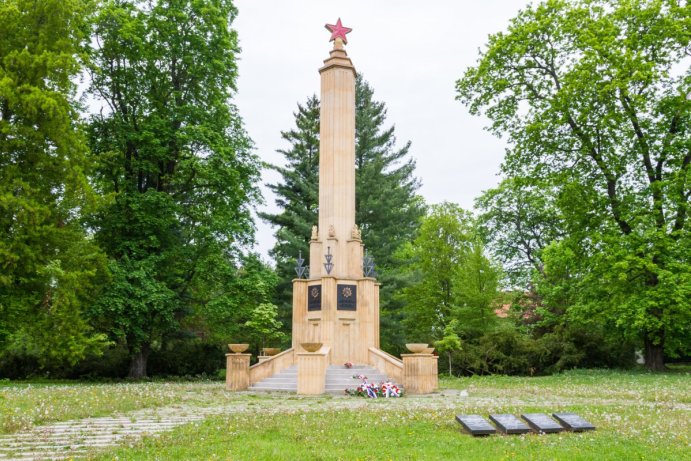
{"left": 448, "top": 324, "right": 635, "bottom": 376}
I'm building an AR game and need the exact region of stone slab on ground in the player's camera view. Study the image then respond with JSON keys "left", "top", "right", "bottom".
{"left": 455, "top": 415, "right": 496, "bottom": 436}
{"left": 521, "top": 413, "right": 564, "bottom": 433}
{"left": 552, "top": 413, "right": 596, "bottom": 432}
{"left": 489, "top": 414, "right": 531, "bottom": 435}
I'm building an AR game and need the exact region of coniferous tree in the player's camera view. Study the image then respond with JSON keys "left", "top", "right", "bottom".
{"left": 262, "top": 76, "right": 425, "bottom": 352}
{"left": 0, "top": 0, "right": 110, "bottom": 369}
{"left": 259, "top": 96, "right": 320, "bottom": 329}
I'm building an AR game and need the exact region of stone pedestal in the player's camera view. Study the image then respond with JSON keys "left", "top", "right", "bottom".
{"left": 297, "top": 350, "right": 328, "bottom": 394}
{"left": 257, "top": 356, "right": 271, "bottom": 364}
{"left": 402, "top": 354, "right": 438, "bottom": 394}
{"left": 226, "top": 353, "right": 250, "bottom": 391}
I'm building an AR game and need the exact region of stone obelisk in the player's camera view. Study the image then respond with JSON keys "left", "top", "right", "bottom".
{"left": 292, "top": 19, "right": 380, "bottom": 365}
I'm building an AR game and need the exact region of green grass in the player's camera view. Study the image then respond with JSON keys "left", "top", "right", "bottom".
{"left": 91, "top": 403, "right": 689, "bottom": 460}
{"left": 0, "top": 381, "right": 231, "bottom": 434}
{"left": 87, "top": 369, "right": 689, "bottom": 460}
{"left": 2, "top": 369, "right": 689, "bottom": 460}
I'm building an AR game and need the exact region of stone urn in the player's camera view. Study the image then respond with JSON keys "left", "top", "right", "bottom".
{"left": 228, "top": 343, "right": 249, "bottom": 354}
{"left": 405, "top": 343, "right": 428, "bottom": 354}
{"left": 262, "top": 347, "right": 281, "bottom": 356}
{"left": 300, "top": 342, "right": 323, "bottom": 353}
{"left": 423, "top": 347, "right": 435, "bottom": 354}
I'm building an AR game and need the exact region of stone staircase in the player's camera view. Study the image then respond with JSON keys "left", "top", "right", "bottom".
{"left": 249, "top": 364, "right": 393, "bottom": 394}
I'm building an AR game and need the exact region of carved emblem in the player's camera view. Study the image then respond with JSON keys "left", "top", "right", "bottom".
{"left": 342, "top": 286, "right": 353, "bottom": 298}
{"left": 351, "top": 224, "right": 361, "bottom": 240}
{"left": 311, "top": 225, "right": 318, "bottom": 240}
{"left": 328, "top": 225, "right": 336, "bottom": 238}
{"left": 310, "top": 287, "right": 319, "bottom": 298}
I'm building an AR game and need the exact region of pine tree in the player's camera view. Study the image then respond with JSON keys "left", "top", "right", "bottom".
{"left": 0, "top": 0, "right": 110, "bottom": 369}
{"left": 354, "top": 76, "right": 426, "bottom": 353}
{"left": 259, "top": 96, "right": 319, "bottom": 329}
{"left": 262, "top": 76, "right": 425, "bottom": 352}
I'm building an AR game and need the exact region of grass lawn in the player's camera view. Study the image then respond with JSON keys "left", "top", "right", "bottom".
{"left": 1, "top": 368, "right": 689, "bottom": 460}
{"left": 0, "top": 380, "right": 233, "bottom": 434}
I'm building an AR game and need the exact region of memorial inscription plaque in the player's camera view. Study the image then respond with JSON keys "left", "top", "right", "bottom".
{"left": 307, "top": 285, "right": 321, "bottom": 311}
{"left": 489, "top": 414, "right": 531, "bottom": 434}
{"left": 455, "top": 415, "right": 496, "bottom": 436}
{"left": 521, "top": 413, "right": 564, "bottom": 433}
{"left": 552, "top": 413, "right": 596, "bottom": 432}
{"left": 337, "top": 284, "right": 357, "bottom": 310}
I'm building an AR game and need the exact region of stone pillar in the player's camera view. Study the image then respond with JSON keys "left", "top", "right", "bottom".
{"left": 292, "top": 279, "right": 308, "bottom": 349}
{"left": 226, "top": 353, "right": 251, "bottom": 391}
{"left": 317, "top": 38, "right": 356, "bottom": 280}
{"left": 402, "top": 354, "right": 438, "bottom": 394}
{"left": 297, "top": 350, "right": 328, "bottom": 394}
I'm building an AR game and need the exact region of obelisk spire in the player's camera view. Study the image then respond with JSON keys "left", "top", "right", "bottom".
{"left": 310, "top": 19, "right": 358, "bottom": 279}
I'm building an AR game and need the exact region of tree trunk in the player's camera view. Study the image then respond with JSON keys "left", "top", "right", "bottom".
{"left": 643, "top": 336, "right": 666, "bottom": 372}
{"left": 447, "top": 352, "right": 453, "bottom": 376}
{"left": 128, "top": 343, "right": 150, "bottom": 379}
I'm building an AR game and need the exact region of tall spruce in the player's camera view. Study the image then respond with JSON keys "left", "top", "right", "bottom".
{"left": 260, "top": 96, "right": 320, "bottom": 329}
{"left": 87, "top": 0, "right": 260, "bottom": 378}
{"left": 0, "top": 0, "right": 110, "bottom": 369}
{"left": 262, "top": 76, "right": 425, "bottom": 352}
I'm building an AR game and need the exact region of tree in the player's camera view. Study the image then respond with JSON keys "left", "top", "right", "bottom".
{"left": 354, "top": 76, "right": 427, "bottom": 353}
{"left": 87, "top": 0, "right": 260, "bottom": 377}
{"left": 259, "top": 96, "right": 320, "bottom": 327}
{"left": 434, "top": 319, "right": 462, "bottom": 376}
{"left": 457, "top": 0, "right": 691, "bottom": 370}
{"left": 475, "top": 178, "right": 563, "bottom": 288}
{"left": 400, "top": 203, "right": 500, "bottom": 345}
{"left": 244, "top": 303, "right": 287, "bottom": 353}
{"left": 262, "top": 76, "right": 425, "bottom": 352}
{"left": 0, "top": 0, "right": 110, "bottom": 368}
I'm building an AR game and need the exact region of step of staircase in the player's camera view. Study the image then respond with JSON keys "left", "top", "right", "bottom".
{"left": 249, "top": 365, "right": 298, "bottom": 392}
{"left": 248, "top": 364, "right": 397, "bottom": 394}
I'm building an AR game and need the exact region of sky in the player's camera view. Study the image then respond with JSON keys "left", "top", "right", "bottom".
{"left": 233, "top": 0, "right": 530, "bottom": 259}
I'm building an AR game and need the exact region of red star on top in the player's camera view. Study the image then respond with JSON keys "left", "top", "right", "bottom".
{"left": 325, "top": 18, "right": 352, "bottom": 44}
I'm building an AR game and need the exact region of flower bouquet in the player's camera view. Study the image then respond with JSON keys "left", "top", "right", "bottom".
{"left": 344, "top": 361, "right": 353, "bottom": 369}
{"left": 345, "top": 379, "right": 403, "bottom": 398}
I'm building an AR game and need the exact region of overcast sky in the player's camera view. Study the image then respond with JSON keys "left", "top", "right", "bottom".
{"left": 233, "top": 0, "right": 529, "bottom": 259}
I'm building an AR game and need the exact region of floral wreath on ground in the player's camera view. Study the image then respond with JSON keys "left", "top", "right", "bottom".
{"left": 345, "top": 379, "right": 402, "bottom": 398}
{"left": 344, "top": 361, "right": 353, "bottom": 369}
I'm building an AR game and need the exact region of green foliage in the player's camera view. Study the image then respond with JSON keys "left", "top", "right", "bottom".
{"left": 457, "top": 0, "right": 691, "bottom": 369}
{"left": 87, "top": 0, "right": 261, "bottom": 376}
{"left": 434, "top": 319, "right": 462, "bottom": 375}
{"left": 476, "top": 178, "right": 563, "bottom": 288}
{"left": 259, "top": 96, "right": 320, "bottom": 327}
{"left": 0, "top": 0, "right": 110, "bottom": 367}
{"left": 262, "top": 76, "right": 425, "bottom": 353}
{"left": 243, "top": 303, "right": 286, "bottom": 353}
{"left": 400, "top": 203, "right": 500, "bottom": 345}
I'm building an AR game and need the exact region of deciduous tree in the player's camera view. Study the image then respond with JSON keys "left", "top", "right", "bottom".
{"left": 87, "top": 0, "right": 260, "bottom": 377}
{"left": 457, "top": 0, "right": 691, "bottom": 370}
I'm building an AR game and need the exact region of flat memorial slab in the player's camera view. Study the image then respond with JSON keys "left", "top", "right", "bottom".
{"left": 521, "top": 413, "right": 564, "bottom": 433}
{"left": 455, "top": 415, "right": 496, "bottom": 436}
{"left": 552, "top": 413, "right": 596, "bottom": 432}
{"left": 489, "top": 414, "right": 531, "bottom": 434}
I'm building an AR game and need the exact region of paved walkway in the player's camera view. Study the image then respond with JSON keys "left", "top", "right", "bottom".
{"left": 0, "top": 404, "right": 230, "bottom": 460}
{"left": 0, "top": 390, "right": 472, "bottom": 460}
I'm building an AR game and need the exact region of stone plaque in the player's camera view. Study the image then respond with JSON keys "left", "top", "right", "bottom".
{"left": 337, "top": 284, "right": 357, "bottom": 310}
{"left": 455, "top": 415, "right": 496, "bottom": 436}
{"left": 552, "top": 413, "right": 596, "bottom": 432}
{"left": 521, "top": 413, "right": 564, "bottom": 433}
{"left": 307, "top": 285, "right": 321, "bottom": 311}
{"left": 489, "top": 414, "right": 531, "bottom": 434}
